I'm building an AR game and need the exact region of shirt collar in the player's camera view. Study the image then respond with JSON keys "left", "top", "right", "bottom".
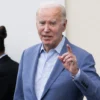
{"left": 40, "top": 36, "right": 65, "bottom": 54}
{"left": 0, "top": 53, "right": 6, "bottom": 59}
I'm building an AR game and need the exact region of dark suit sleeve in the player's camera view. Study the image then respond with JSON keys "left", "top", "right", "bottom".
{"left": 73, "top": 54, "right": 100, "bottom": 100}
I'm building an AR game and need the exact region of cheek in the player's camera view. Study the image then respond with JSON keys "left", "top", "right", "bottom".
{"left": 53, "top": 30, "right": 63, "bottom": 39}
{"left": 53, "top": 28, "right": 61, "bottom": 35}
{"left": 37, "top": 24, "right": 43, "bottom": 31}
{"left": 37, "top": 27, "right": 43, "bottom": 34}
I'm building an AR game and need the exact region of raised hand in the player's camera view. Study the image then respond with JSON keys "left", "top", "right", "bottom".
{"left": 58, "top": 44, "right": 79, "bottom": 75}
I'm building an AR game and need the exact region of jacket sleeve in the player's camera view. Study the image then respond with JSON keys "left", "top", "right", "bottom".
{"left": 13, "top": 51, "right": 25, "bottom": 100}
{"left": 73, "top": 54, "right": 100, "bottom": 100}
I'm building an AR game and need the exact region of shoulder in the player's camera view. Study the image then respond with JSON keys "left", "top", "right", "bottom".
{"left": 10, "top": 59, "right": 19, "bottom": 66}
{"left": 20, "top": 43, "right": 42, "bottom": 58}
{"left": 0, "top": 55, "right": 19, "bottom": 74}
{"left": 8, "top": 59, "right": 18, "bottom": 73}
{"left": 64, "top": 37, "right": 94, "bottom": 63}
{"left": 70, "top": 44, "right": 95, "bottom": 65}
{"left": 64, "top": 37, "right": 91, "bottom": 56}
{"left": 71, "top": 44, "right": 90, "bottom": 56}
{"left": 24, "top": 43, "right": 42, "bottom": 53}
{"left": 6, "top": 55, "right": 19, "bottom": 67}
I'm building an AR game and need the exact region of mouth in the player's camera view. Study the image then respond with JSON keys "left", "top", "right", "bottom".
{"left": 42, "top": 35, "right": 52, "bottom": 39}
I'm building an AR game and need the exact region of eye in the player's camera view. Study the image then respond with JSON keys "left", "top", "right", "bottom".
{"left": 50, "top": 21, "right": 56, "bottom": 26}
{"left": 39, "top": 21, "right": 45, "bottom": 25}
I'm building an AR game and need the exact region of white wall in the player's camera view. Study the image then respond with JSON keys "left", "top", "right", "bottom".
{"left": 0, "top": 0, "right": 65, "bottom": 62}
{"left": 65, "top": 0, "right": 100, "bottom": 75}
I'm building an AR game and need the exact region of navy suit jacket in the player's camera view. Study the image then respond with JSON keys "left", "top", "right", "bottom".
{"left": 14, "top": 37, "right": 100, "bottom": 100}
{"left": 0, "top": 55, "right": 18, "bottom": 100}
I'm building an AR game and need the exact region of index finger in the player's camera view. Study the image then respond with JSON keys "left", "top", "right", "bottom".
{"left": 66, "top": 44, "right": 72, "bottom": 53}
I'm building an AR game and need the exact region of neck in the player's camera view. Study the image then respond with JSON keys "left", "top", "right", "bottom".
{"left": 44, "top": 45, "right": 54, "bottom": 52}
{"left": 0, "top": 52, "right": 4, "bottom": 56}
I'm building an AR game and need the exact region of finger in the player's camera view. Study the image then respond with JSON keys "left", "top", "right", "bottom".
{"left": 63, "top": 55, "right": 72, "bottom": 63}
{"left": 60, "top": 53, "right": 69, "bottom": 59}
{"left": 66, "top": 44, "right": 72, "bottom": 53}
{"left": 58, "top": 56, "right": 62, "bottom": 60}
{"left": 63, "top": 57, "right": 74, "bottom": 67}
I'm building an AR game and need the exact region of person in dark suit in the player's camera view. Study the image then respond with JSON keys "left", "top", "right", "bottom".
{"left": 14, "top": 2, "right": 100, "bottom": 100}
{"left": 0, "top": 26, "right": 18, "bottom": 100}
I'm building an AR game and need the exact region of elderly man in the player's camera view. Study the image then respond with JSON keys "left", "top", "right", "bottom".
{"left": 14, "top": 2, "right": 100, "bottom": 100}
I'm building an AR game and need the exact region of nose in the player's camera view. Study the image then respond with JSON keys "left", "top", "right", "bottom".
{"left": 44, "top": 24, "right": 50, "bottom": 33}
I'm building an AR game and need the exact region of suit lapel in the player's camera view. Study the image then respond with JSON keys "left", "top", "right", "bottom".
{"left": 41, "top": 38, "right": 70, "bottom": 99}
{"left": 29, "top": 44, "right": 42, "bottom": 100}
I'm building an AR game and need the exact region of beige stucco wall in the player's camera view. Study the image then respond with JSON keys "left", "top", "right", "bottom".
{"left": 65, "top": 0, "right": 100, "bottom": 75}
{"left": 65, "top": 1, "right": 100, "bottom": 99}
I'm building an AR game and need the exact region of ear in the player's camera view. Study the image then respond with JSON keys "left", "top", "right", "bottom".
{"left": 62, "top": 20, "right": 67, "bottom": 32}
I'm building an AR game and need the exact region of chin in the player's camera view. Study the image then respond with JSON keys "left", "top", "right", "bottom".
{"left": 42, "top": 40, "right": 51, "bottom": 44}
{"left": 43, "top": 42, "right": 51, "bottom": 45}
{"left": 43, "top": 42, "right": 52, "bottom": 46}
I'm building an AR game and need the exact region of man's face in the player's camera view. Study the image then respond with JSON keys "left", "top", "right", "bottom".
{"left": 36, "top": 7, "right": 67, "bottom": 50}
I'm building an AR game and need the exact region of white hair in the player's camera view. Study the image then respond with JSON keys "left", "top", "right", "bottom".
{"left": 36, "top": 1, "right": 67, "bottom": 21}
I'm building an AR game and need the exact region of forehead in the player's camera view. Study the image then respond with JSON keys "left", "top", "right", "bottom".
{"left": 37, "top": 7, "right": 62, "bottom": 20}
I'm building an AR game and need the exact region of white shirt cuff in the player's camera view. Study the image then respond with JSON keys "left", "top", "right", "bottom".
{"left": 72, "top": 69, "right": 80, "bottom": 79}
